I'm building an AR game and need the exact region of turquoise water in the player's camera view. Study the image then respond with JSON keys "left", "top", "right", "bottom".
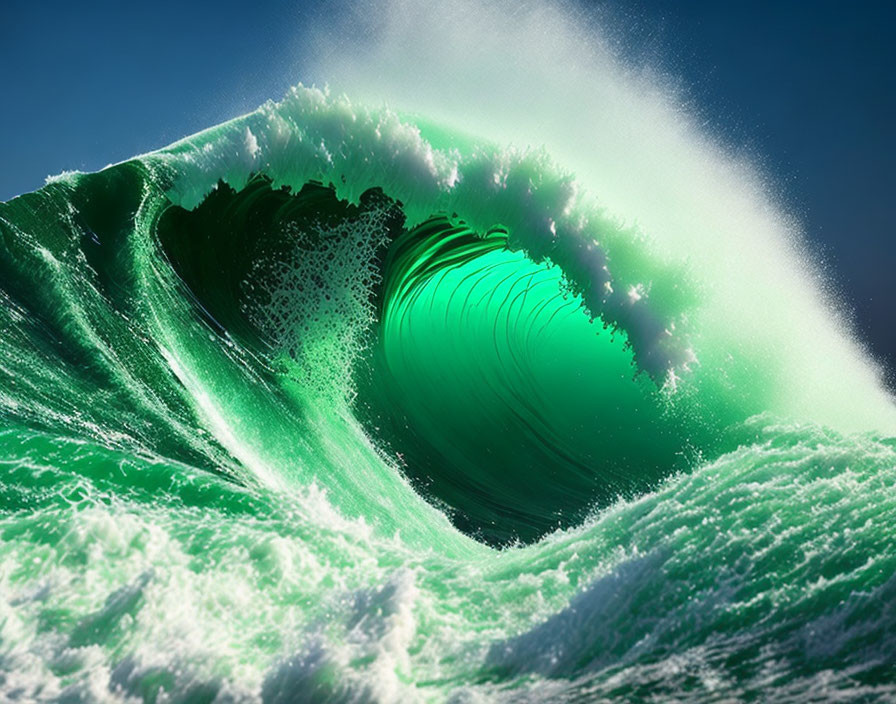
{"left": 1, "top": 86, "right": 896, "bottom": 702}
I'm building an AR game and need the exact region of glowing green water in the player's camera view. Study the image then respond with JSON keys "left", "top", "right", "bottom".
{"left": 362, "top": 224, "right": 697, "bottom": 544}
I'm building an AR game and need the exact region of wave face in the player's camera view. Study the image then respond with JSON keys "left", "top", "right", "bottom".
{"left": 2, "top": 70, "right": 896, "bottom": 704}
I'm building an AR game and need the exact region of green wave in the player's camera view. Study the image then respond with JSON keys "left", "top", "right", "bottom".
{"left": 2, "top": 87, "right": 896, "bottom": 700}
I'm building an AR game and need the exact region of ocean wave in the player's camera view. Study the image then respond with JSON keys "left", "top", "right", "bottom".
{"left": 1, "top": 69, "right": 895, "bottom": 704}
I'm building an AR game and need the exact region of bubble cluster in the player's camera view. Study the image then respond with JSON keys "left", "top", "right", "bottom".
{"left": 243, "top": 205, "right": 394, "bottom": 403}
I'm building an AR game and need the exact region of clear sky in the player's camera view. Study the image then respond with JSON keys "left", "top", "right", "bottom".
{"left": 2, "top": 0, "right": 894, "bottom": 379}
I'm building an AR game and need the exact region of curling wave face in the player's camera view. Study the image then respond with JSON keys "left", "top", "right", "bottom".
{"left": 2, "top": 87, "right": 896, "bottom": 701}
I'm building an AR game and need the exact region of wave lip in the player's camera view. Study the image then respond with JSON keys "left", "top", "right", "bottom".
{"left": 151, "top": 86, "right": 699, "bottom": 386}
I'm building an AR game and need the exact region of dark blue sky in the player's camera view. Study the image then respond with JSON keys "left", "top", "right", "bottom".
{"left": 2, "top": 0, "right": 894, "bottom": 378}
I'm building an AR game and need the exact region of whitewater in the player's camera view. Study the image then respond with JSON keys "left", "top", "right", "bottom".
{"left": 2, "top": 1, "right": 896, "bottom": 701}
